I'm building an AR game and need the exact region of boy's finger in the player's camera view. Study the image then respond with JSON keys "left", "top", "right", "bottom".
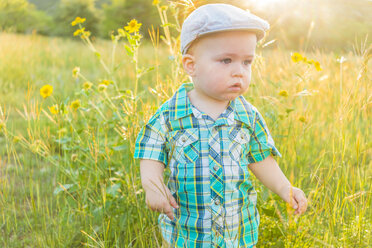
{"left": 299, "top": 199, "right": 307, "bottom": 212}
{"left": 163, "top": 205, "right": 175, "bottom": 220}
{"left": 294, "top": 197, "right": 307, "bottom": 215}
{"left": 294, "top": 192, "right": 307, "bottom": 207}
{"left": 165, "top": 187, "right": 179, "bottom": 209}
{"left": 290, "top": 196, "right": 299, "bottom": 210}
{"left": 295, "top": 192, "right": 307, "bottom": 207}
{"left": 169, "top": 196, "right": 179, "bottom": 209}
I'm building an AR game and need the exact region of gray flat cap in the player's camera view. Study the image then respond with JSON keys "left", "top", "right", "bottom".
{"left": 181, "top": 3, "right": 270, "bottom": 55}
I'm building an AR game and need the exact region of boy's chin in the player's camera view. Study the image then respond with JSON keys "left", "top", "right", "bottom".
{"left": 222, "top": 92, "right": 244, "bottom": 101}
{"left": 215, "top": 94, "right": 240, "bottom": 102}
{"left": 206, "top": 91, "right": 243, "bottom": 103}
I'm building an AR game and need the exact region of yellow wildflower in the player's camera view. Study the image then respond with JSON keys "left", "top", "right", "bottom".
{"left": 81, "top": 31, "right": 91, "bottom": 39}
{"left": 306, "top": 59, "right": 314, "bottom": 65}
{"left": 72, "top": 67, "right": 80, "bottom": 78}
{"left": 73, "top": 28, "right": 85, "bottom": 36}
{"left": 303, "top": 57, "right": 308, "bottom": 63}
{"left": 314, "top": 61, "right": 322, "bottom": 71}
{"left": 160, "top": 5, "right": 168, "bottom": 11}
{"left": 278, "top": 90, "right": 289, "bottom": 97}
{"left": 83, "top": 81, "right": 93, "bottom": 90}
{"left": 152, "top": 0, "right": 160, "bottom": 5}
{"left": 124, "top": 19, "right": 142, "bottom": 33}
{"left": 70, "top": 100, "right": 81, "bottom": 110}
{"left": 98, "top": 84, "right": 107, "bottom": 92}
{"left": 101, "top": 79, "right": 111, "bottom": 86}
{"left": 298, "top": 116, "right": 307, "bottom": 123}
{"left": 40, "top": 84, "right": 53, "bottom": 99}
{"left": 71, "top": 17, "right": 86, "bottom": 26}
{"left": 133, "top": 33, "right": 143, "bottom": 41}
{"left": 49, "top": 105, "right": 59, "bottom": 115}
{"left": 291, "top": 52, "right": 303, "bottom": 63}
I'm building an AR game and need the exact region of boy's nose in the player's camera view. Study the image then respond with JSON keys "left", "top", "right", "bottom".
{"left": 231, "top": 64, "right": 244, "bottom": 77}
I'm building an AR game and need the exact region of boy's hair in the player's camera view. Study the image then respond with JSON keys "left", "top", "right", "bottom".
{"left": 180, "top": 3, "right": 270, "bottom": 55}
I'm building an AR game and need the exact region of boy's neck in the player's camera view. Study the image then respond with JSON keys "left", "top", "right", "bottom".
{"left": 187, "top": 89, "right": 230, "bottom": 121}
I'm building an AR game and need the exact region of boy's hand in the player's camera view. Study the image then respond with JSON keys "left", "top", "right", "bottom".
{"left": 145, "top": 185, "right": 179, "bottom": 221}
{"left": 140, "top": 160, "right": 179, "bottom": 220}
{"left": 280, "top": 185, "right": 308, "bottom": 215}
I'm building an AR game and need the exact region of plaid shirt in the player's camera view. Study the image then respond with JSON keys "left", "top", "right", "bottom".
{"left": 134, "top": 83, "right": 281, "bottom": 247}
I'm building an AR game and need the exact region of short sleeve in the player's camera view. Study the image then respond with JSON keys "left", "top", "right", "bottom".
{"left": 133, "top": 109, "right": 168, "bottom": 166}
{"left": 247, "top": 108, "right": 282, "bottom": 163}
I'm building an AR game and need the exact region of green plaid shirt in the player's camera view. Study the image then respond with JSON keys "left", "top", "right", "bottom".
{"left": 134, "top": 83, "right": 281, "bottom": 247}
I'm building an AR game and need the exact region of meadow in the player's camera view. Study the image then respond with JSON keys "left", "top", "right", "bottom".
{"left": 0, "top": 6, "right": 371, "bottom": 247}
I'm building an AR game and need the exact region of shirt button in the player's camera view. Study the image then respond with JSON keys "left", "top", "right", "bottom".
{"left": 181, "top": 137, "right": 186, "bottom": 142}
{"left": 214, "top": 198, "right": 220, "bottom": 205}
{"left": 240, "top": 134, "right": 244, "bottom": 139}
{"left": 213, "top": 165, "right": 219, "bottom": 171}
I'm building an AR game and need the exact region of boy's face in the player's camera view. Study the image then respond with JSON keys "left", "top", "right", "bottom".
{"left": 182, "top": 30, "right": 257, "bottom": 103}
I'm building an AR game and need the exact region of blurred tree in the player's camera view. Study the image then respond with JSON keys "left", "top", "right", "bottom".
{"left": 28, "top": 0, "right": 110, "bottom": 11}
{"left": 52, "top": 0, "right": 100, "bottom": 38}
{"left": 0, "top": 0, "right": 370, "bottom": 51}
{"left": 0, "top": 0, "right": 52, "bottom": 34}
{"left": 100, "top": 0, "right": 160, "bottom": 39}
{"left": 28, "top": 0, "right": 60, "bottom": 14}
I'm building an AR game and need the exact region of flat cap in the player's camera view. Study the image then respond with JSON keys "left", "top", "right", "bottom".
{"left": 181, "top": 3, "right": 270, "bottom": 55}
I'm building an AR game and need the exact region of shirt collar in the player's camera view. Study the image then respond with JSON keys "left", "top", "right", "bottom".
{"left": 169, "top": 83, "right": 252, "bottom": 128}
{"left": 190, "top": 101, "right": 235, "bottom": 127}
{"left": 233, "top": 96, "right": 254, "bottom": 128}
{"left": 168, "top": 82, "right": 194, "bottom": 120}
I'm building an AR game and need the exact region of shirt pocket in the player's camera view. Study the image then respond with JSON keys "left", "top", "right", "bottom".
{"left": 167, "top": 128, "right": 200, "bottom": 165}
{"left": 228, "top": 127, "right": 251, "bottom": 163}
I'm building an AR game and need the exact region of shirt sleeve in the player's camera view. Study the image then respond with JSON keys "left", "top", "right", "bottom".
{"left": 133, "top": 109, "right": 168, "bottom": 166}
{"left": 247, "top": 108, "right": 282, "bottom": 163}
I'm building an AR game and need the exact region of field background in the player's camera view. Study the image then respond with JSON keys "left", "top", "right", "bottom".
{"left": 0, "top": 0, "right": 371, "bottom": 247}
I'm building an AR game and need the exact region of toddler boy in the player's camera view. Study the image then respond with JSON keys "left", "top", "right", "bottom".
{"left": 134, "top": 3, "right": 307, "bottom": 248}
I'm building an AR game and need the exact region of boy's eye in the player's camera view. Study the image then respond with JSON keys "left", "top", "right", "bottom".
{"left": 221, "top": 58, "right": 232, "bottom": 64}
{"left": 243, "top": 60, "right": 252, "bottom": 65}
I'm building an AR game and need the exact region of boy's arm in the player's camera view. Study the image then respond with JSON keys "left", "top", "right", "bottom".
{"left": 248, "top": 155, "right": 308, "bottom": 215}
{"left": 140, "top": 159, "right": 165, "bottom": 192}
{"left": 140, "top": 159, "right": 179, "bottom": 220}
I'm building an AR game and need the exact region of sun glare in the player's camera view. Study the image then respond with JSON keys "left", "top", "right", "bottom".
{"left": 246, "top": 0, "right": 290, "bottom": 9}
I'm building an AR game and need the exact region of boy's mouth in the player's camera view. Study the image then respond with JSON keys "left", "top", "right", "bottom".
{"left": 229, "top": 83, "right": 242, "bottom": 91}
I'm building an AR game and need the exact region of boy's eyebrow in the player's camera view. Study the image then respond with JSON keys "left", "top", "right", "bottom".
{"left": 215, "top": 53, "right": 255, "bottom": 58}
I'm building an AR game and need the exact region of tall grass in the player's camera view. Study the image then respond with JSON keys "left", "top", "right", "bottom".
{"left": 0, "top": 2, "right": 371, "bottom": 247}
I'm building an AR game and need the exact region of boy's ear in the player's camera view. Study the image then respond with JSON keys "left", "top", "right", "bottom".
{"left": 182, "top": 54, "right": 196, "bottom": 77}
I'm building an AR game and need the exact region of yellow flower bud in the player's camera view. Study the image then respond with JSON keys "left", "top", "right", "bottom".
{"left": 298, "top": 116, "right": 307, "bottom": 123}
{"left": 291, "top": 52, "right": 303, "bottom": 63}
{"left": 72, "top": 67, "right": 80, "bottom": 78}
{"left": 40, "top": 85, "right": 53, "bottom": 99}
{"left": 70, "top": 100, "right": 81, "bottom": 111}
{"left": 278, "top": 90, "right": 289, "bottom": 97}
